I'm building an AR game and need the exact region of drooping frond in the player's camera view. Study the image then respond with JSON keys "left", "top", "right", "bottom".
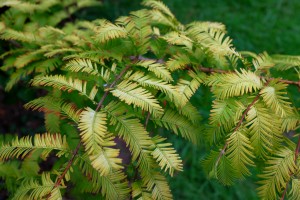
{"left": 90, "top": 133, "right": 123, "bottom": 176}
{"left": 31, "top": 75, "right": 98, "bottom": 101}
{"left": 253, "top": 52, "right": 274, "bottom": 70}
{"left": 271, "top": 54, "right": 300, "bottom": 70}
{"left": 202, "top": 150, "right": 237, "bottom": 186}
{"left": 148, "top": 9, "right": 178, "bottom": 29}
{"left": 78, "top": 107, "right": 122, "bottom": 175}
{"left": 205, "top": 69, "right": 262, "bottom": 99}
{"left": 281, "top": 112, "right": 300, "bottom": 132}
{"left": 78, "top": 107, "right": 108, "bottom": 154}
{"left": 0, "top": 133, "right": 69, "bottom": 160}
{"left": 45, "top": 112, "right": 60, "bottom": 133}
{"left": 209, "top": 98, "right": 245, "bottom": 131}
{"left": 226, "top": 129, "right": 255, "bottom": 178}
{"left": 246, "top": 101, "right": 282, "bottom": 158}
{"left": 177, "top": 102, "right": 202, "bottom": 124}
{"left": 151, "top": 136, "right": 183, "bottom": 176}
{"left": 186, "top": 21, "right": 226, "bottom": 32}
{"left": 176, "top": 71, "right": 203, "bottom": 106}
{"left": 0, "top": 28, "right": 36, "bottom": 43}
{"left": 135, "top": 60, "right": 173, "bottom": 82}
{"left": 5, "top": 65, "right": 36, "bottom": 91}
{"left": 121, "top": 10, "right": 152, "bottom": 54}
{"left": 187, "top": 28, "right": 239, "bottom": 57}
{"left": 132, "top": 181, "right": 152, "bottom": 200}
{"left": 103, "top": 102, "right": 155, "bottom": 173}
{"left": 113, "top": 116, "right": 152, "bottom": 162}
{"left": 204, "top": 125, "right": 227, "bottom": 145}
{"left": 205, "top": 97, "right": 245, "bottom": 144}
{"left": 140, "top": 168, "right": 173, "bottom": 200}
{"left": 257, "top": 147, "right": 296, "bottom": 200}
{"left": 289, "top": 179, "right": 300, "bottom": 200}
{"left": 260, "top": 80, "right": 294, "bottom": 117}
{"left": 75, "top": 154, "right": 130, "bottom": 200}
{"left": 128, "top": 71, "right": 179, "bottom": 102}
{"left": 162, "top": 31, "right": 193, "bottom": 49}
{"left": 65, "top": 58, "right": 100, "bottom": 76}
{"left": 142, "top": 0, "right": 175, "bottom": 19}
{"left": 25, "top": 96, "right": 82, "bottom": 123}
{"left": 12, "top": 173, "right": 62, "bottom": 200}
{"left": 111, "top": 80, "right": 164, "bottom": 116}
{"left": 95, "top": 21, "right": 127, "bottom": 43}
{"left": 215, "top": 155, "right": 237, "bottom": 186}
{"left": 165, "top": 53, "right": 191, "bottom": 71}
{"left": 64, "top": 58, "right": 115, "bottom": 83}
{"left": 152, "top": 109, "right": 199, "bottom": 144}
{"left": 14, "top": 49, "right": 45, "bottom": 69}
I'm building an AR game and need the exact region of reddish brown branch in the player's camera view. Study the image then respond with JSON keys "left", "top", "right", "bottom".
{"left": 144, "top": 112, "right": 151, "bottom": 128}
{"left": 280, "top": 183, "right": 289, "bottom": 200}
{"left": 52, "top": 142, "right": 81, "bottom": 187}
{"left": 294, "top": 134, "right": 300, "bottom": 163}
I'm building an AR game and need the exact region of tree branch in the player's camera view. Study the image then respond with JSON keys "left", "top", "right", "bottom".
{"left": 47, "top": 65, "right": 132, "bottom": 199}
{"left": 131, "top": 56, "right": 300, "bottom": 87}
{"left": 215, "top": 81, "right": 270, "bottom": 167}
{"left": 95, "top": 65, "right": 131, "bottom": 112}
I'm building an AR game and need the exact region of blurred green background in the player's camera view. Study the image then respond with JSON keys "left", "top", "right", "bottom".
{"left": 1, "top": 0, "right": 300, "bottom": 199}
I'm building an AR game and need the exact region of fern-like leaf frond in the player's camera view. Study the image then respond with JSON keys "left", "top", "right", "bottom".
{"left": 205, "top": 69, "right": 262, "bottom": 99}
{"left": 260, "top": 80, "right": 294, "bottom": 117}
{"left": 257, "top": 147, "right": 296, "bottom": 200}
{"left": 272, "top": 54, "right": 300, "bottom": 70}
{"left": 151, "top": 136, "right": 183, "bottom": 176}
{"left": 111, "top": 80, "right": 164, "bottom": 116}
{"left": 166, "top": 54, "right": 191, "bottom": 71}
{"left": 32, "top": 75, "right": 98, "bottom": 101}
{"left": 0, "top": 133, "right": 69, "bottom": 160}
{"left": 75, "top": 154, "right": 129, "bottom": 200}
{"left": 78, "top": 107, "right": 122, "bottom": 175}
{"left": 226, "top": 130, "right": 255, "bottom": 178}
{"left": 246, "top": 101, "right": 282, "bottom": 158}
{"left": 128, "top": 71, "right": 179, "bottom": 102}
{"left": 176, "top": 71, "right": 203, "bottom": 106}
{"left": 135, "top": 60, "right": 173, "bottom": 82}
{"left": 95, "top": 21, "right": 127, "bottom": 43}
{"left": 25, "top": 96, "right": 82, "bottom": 123}
{"left": 140, "top": 168, "right": 173, "bottom": 200}
{"left": 289, "top": 179, "right": 300, "bottom": 200}
{"left": 132, "top": 181, "right": 152, "bottom": 200}
{"left": 12, "top": 173, "right": 62, "bottom": 200}
{"left": 152, "top": 110, "right": 199, "bottom": 144}
{"left": 142, "top": 0, "right": 175, "bottom": 19}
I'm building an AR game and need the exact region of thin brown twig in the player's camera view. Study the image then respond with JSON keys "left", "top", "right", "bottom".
{"left": 95, "top": 65, "right": 131, "bottom": 111}
{"left": 294, "top": 134, "right": 300, "bottom": 163}
{"left": 280, "top": 183, "right": 289, "bottom": 200}
{"left": 144, "top": 112, "right": 151, "bottom": 128}
{"left": 48, "top": 65, "right": 131, "bottom": 199}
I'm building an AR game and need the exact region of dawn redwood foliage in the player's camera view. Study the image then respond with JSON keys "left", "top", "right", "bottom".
{"left": 0, "top": 0, "right": 299, "bottom": 199}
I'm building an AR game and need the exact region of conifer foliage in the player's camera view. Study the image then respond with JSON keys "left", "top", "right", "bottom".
{"left": 0, "top": 0, "right": 299, "bottom": 199}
